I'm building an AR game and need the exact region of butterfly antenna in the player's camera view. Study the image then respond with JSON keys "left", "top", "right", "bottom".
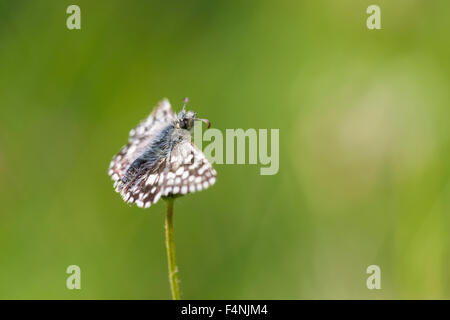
{"left": 182, "top": 97, "right": 189, "bottom": 111}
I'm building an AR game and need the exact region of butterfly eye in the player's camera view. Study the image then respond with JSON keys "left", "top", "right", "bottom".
{"left": 179, "top": 119, "right": 188, "bottom": 129}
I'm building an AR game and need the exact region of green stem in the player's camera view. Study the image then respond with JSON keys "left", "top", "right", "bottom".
{"left": 164, "top": 198, "right": 181, "bottom": 300}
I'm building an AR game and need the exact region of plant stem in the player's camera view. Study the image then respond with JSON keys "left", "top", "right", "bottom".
{"left": 164, "top": 197, "right": 181, "bottom": 300}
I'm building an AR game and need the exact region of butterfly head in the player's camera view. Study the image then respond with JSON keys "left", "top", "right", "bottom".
{"left": 175, "top": 98, "right": 211, "bottom": 130}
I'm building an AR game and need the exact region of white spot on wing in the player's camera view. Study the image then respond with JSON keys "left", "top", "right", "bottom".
{"left": 146, "top": 174, "right": 157, "bottom": 185}
{"left": 167, "top": 172, "right": 175, "bottom": 180}
{"left": 153, "top": 192, "right": 161, "bottom": 204}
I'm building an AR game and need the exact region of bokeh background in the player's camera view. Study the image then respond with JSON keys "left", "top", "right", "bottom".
{"left": 0, "top": 0, "right": 449, "bottom": 299}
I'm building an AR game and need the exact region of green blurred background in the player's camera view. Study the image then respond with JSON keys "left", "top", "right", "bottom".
{"left": 0, "top": 0, "right": 449, "bottom": 299}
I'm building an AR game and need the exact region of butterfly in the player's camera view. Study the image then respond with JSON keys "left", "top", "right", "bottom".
{"left": 108, "top": 98, "right": 216, "bottom": 208}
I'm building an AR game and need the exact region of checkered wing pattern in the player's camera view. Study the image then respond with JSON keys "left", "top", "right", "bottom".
{"left": 160, "top": 141, "right": 217, "bottom": 198}
{"left": 117, "top": 141, "right": 216, "bottom": 208}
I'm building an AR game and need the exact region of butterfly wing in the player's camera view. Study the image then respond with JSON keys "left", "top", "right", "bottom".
{"left": 117, "top": 157, "right": 168, "bottom": 208}
{"left": 123, "top": 140, "right": 217, "bottom": 208}
{"left": 108, "top": 99, "right": 174, "bottom": 183}
{"left": 161, "top": 141, "right": 217, "bottom": 197}
{"left": 128, "top": 98, "right": 174, "bottom": 142}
